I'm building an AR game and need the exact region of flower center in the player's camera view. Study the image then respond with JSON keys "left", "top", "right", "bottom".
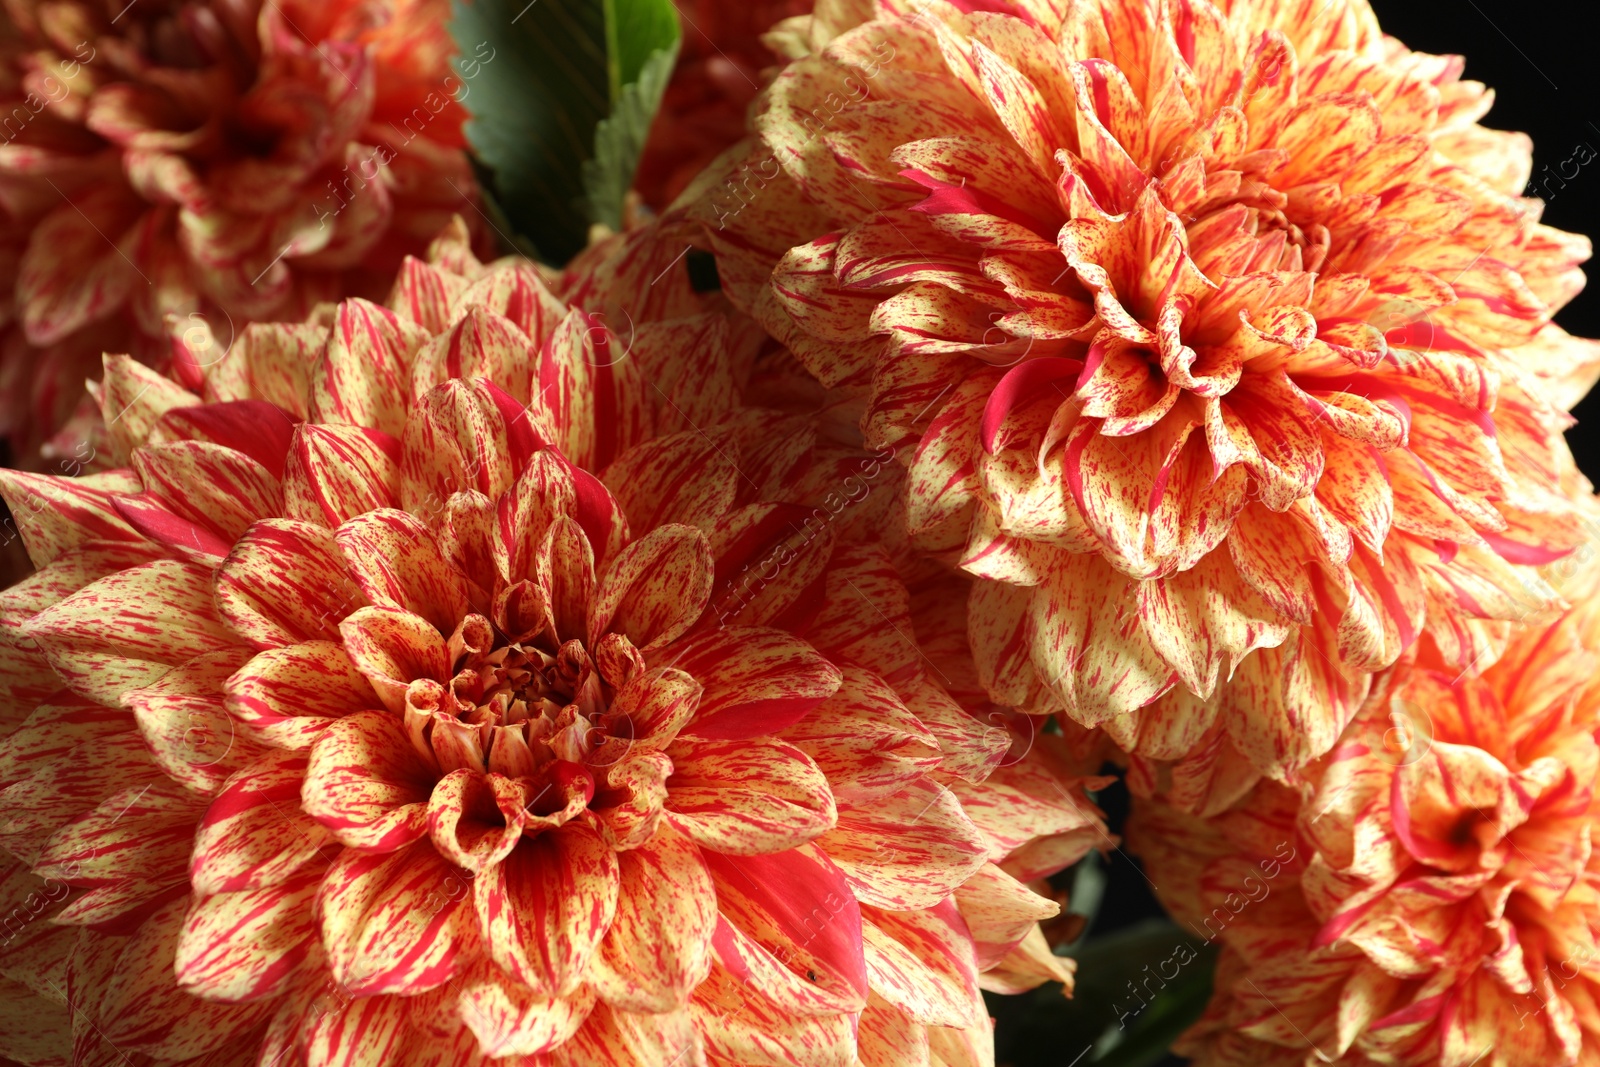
{"left": 406, "top": 614, "right": 637, "bottom": 789}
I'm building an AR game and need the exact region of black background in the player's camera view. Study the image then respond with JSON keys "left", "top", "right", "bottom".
{"left": 1009, "top": 3, "right": 1600, "bottom": 1064}
{"left": 1370, "top": 0, "right": 1600, "bottom": 474}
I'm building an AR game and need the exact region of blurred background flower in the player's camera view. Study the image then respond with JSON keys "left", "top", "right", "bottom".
{"left": 0, "top": 0, "right": 486, "bottom": 468}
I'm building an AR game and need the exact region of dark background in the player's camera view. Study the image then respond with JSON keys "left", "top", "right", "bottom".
{"left": 1003, "top": 5, "right": 1600, "bottom": 1063}
{"left": 1368, "top": 0, "right": 1600, "bottom": 472}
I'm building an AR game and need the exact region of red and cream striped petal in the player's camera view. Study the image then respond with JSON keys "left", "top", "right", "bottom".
{"left": 300, "top": 992, "right": 412, "bottom": 1067}
{"left": 704, "top": 843, "right": 869, "bottom": 1015}
{"left": 217, "top": 520, "right": 368, "bottom": 649}
{"left": 316, "top": 840, "right": 476, "bottom": 996}
{"left": 777, "top": 667, "right": 943, "bottom": 804}
{"left": 588, "top": 824, "right": 717, "bottom": 1013}
{"left": 814, "top": 778, "right": 990, "bottom": 910}
{"left": 338, "top": 607, "right": 451, "bottom": 713}
{"left": 427, "top": 769, "right": 525, "bottom": 873}
{"left": 310, "top": 299, "right": 432, "bottom": 437}
{"left": 588, "top": 524, "right": 715, "bottom": 651}
{"left": 283, "top": 424, "right": 405, "bottom": 528}
{"left": 474, "top": 822, "right": 620, "bottom": 997}
{"left": 302, "top": 710, "right": 435, "bottom": 852}
{"left": 449, "top": 957, "right": 597, "bottom": 1057}
{"left": 860, "top": 908, "right": 976, "bottom": 1028}
{"left": 87, "top": 899, "right": 272, "bottom": 1059}
{"left": 24, "top": 559, "right": 240, "bottom": 704}
{"left": 553, "top": 1001, "right": 704, "bottom": 1067}
{"left": 668, "top": 627, "right": 843, "bottom": 740}
{"left": 175, "top": 863, "right": 325, "bottom": 1002}
{"left": 665, "top": 736, "right": 837, "bottom": 855}
{"left": 225, "top": 641, "right": 381, "bottom": 750}
{"left": 690, "top": 960, "right": 859, "bottom": 1067}
{"left": 123, "top": 648, "right": 262, "bottom": 793}
{"left": 0, "top": 468, "right": 143, "bottom": 568}
{"left": 192, "top": 749, "right": 336, "bottom": 895}
{"left": 335, "top": 510, "right": 469, "bottom": 635}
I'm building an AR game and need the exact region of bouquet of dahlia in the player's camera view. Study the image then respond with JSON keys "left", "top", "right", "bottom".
{"left": 1, "top": 0, "right": 1597, "bottom": 1064}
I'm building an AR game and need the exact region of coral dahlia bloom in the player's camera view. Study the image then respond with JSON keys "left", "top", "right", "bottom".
{"left": 696, "top": 0, "right": 1600, "bottom": 782}
{"left": 0, "top": 0, "right": 484, "bottom": 464}
{"left": 0, "top": 223, "right": 1101, "bottom": 1065}
{"left": 1130, "top": 546, "right": 1600, "bottom": 1067}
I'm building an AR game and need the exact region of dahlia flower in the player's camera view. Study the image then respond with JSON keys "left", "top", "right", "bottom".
{"left": 1129, "top": 544, "right": 1600, "bottom": 1067}
{"left": 693, "top": 0, "right": 1600, "bottom": 785}
{"left": 0, "top": 0, "right": 485, "bottom": 466}
{"left": 0, "top": 221, "right": 1102, "bottom": 1065}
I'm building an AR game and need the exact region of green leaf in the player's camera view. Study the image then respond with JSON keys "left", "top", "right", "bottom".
{"left": 604, "top": 0, "right": 681, "bottom": 97}
{"left": 449, "top": 0, "right": 680, "bottom": 264}
{"left": 450, "top": 0, "right": 607, "bottom": 262}
{"left": 1093, "top": 958, "right": 1214, "bottom": 1067}
{"left": 582, "top": 41, "right": 678, "bottom": 230}
{"left": 986, "top": 920, "right": 1218, "bottom": 1067}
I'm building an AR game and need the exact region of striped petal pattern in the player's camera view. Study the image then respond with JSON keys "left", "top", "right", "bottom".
{"left": 693, "top": 0, "right": 1597, "bottom": 800}
{"left": 0, "top": 221, "right": 1102, "bottom": 1066}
